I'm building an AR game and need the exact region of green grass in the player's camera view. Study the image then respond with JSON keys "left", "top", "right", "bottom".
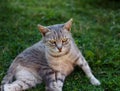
{"left": 0, "top": 0, "right": 120, "bottom": 91}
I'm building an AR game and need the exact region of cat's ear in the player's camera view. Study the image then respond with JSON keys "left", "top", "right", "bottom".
{"left": 37, "top": 24, "right": 49, "bottom": 36}
{"left": 64, "top": 18, "right": 73, "bottom": 31}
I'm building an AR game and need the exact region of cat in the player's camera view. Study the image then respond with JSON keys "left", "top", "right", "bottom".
{"left": 1, "top": 19, "right": 100, "bottom": 91}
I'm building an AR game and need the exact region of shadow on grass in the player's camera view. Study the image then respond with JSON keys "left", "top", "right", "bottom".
{"left": 93, "top": 0, "right": 120, "bottom": 10}
{"left": 75, "top": 0, "right": 120, "bottom": 10}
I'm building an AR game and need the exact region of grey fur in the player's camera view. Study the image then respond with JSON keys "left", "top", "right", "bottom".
{"left": 1, "top": 19, "right": 100, "bottom": 91}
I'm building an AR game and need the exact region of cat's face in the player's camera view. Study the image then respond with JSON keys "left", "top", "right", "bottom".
{"left": 38, "top": 19, "right": 73, "bottom": 53}
{"left": 44, "top": 25, "right": 71, "bottom": 53}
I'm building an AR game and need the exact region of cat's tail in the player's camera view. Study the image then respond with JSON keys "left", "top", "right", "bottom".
{"left": 1, "top": 70, "right": 15, "bottom": 85}
{"left": 1, "top": 63, "right": 17, "bottom": 84}
{"left": 1, "top": 71, "right": 14, "bottom": 91}
{"left": 1, "top": 61, "right": 17, "bottom": 91}
{"left": 1, "top": 72, "right": 14, "bottom": 91}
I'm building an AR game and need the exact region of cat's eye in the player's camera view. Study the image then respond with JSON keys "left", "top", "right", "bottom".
{"left": 49, "top": 40, "right": 56, "bottom": 44}
{"left": 62, "top": 38, "right": 68, "bottom": 43}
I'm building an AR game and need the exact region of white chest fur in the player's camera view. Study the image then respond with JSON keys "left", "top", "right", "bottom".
{"left": 46, "top": 45, "right": 80, "bottom": 76}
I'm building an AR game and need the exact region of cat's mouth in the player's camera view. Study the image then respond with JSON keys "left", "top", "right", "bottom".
{"left": 52, "top": 47, "right": 65, "bottom": 53}
{"left": 48, "top": 50, "right": 69, "bottom": 57}
{"left": 47, "top": 47, "right": 70, "bottom": 57}
{"left": 56, "top": 47, "right": 62, "bottom": 52}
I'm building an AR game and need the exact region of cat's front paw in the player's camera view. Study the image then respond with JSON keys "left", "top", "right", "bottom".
{"left": 90, "top": 77, "right": 101, "bottom": 86}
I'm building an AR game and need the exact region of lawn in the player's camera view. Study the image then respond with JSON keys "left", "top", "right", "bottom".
{"left": 0, "top": 0, "right": 120, "bottom": 91}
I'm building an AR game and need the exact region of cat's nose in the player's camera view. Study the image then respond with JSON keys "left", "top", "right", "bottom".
{"left": 56, "top": 42, "right": 62, "bottom": 52}
{"left": 58, "top": 47, "right": 62, "bottom": 52}
{"left": 56, "top": 44, "right": 62, "bottom": 52}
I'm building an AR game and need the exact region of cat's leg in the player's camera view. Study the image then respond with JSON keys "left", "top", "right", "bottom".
{"left": 76, "top": 55, "right": 101, "bottom": 86}
{"left": 45, "top": 71, "right": 65, "bottom": 91}
{"left": 4, "top": 68, "right": 42, "bottom": 91}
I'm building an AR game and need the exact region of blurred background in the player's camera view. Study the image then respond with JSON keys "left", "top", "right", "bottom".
{"left": 0, "top": 0, "right": 120, "bottom": 91}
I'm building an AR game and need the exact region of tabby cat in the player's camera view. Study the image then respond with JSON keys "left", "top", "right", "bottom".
{"left": 1, "top": 19, "right": 100, "bottom": 91}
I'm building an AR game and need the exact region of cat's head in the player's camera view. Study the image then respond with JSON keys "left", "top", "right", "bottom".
{"left": 38, "top": 19, "right": 73, "bottom": 54}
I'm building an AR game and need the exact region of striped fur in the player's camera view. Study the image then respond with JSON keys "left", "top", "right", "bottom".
{"left": 1, "top": 19, "right": 100, "bottom": 91}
